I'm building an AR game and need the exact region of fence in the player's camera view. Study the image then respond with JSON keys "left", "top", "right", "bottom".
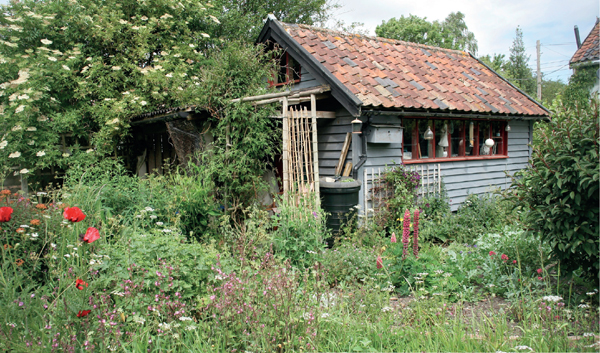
{"left": 362, "top": 164, "right": 442, "bottom": 218}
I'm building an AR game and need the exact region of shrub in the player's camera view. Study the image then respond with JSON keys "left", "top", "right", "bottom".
{"left": 419, "top": 192, "right": 515, "bottom": 244}
{"left": 509, "top": 98, "right": 599, "bottom": 285}
{"left": 319, "top": 242, "right": 379, "bottom": 285}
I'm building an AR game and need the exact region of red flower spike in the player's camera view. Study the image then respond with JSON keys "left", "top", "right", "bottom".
{"left": 376, "top": 255, "right": 383, "bottom": 269}
{"left": 0, "top": 207, "right": 13, "bottom": 222}
{"left": 489, "top": 251, "right": 496, "bottom": 256}
{"left": 501, "top": 254, "right": 508, "bottom": 261}
{"left": 82, "top": 227, "right": 100, "bottom": 244}
{"left": 536, "top": 268, "right": 543, "bottom": 274}
{"left": 512, "top": 260, "right": 517, "bottom": 264}
{"left": 63, "top": 207, "right": 86, "bottom": 222}
{"left": 401, "top": 209, "right": 411, "bottom": 260}
{"left": 390, "top": 232, "right": 397, "bottom": 243}
{"left": 75, "top": 279, "right": 88, "bottom": 290}
{"left": 77, "top": 310, "right": 91, "bottom": 318}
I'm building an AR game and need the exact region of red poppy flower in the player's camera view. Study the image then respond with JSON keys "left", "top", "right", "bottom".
{"left": 489, "top": 251, "right": 496, "bottom": 256}
{"left": 63, "top": 207, "right": 86, "bottom": 222}
{"left": 75, "top": 279, "right": 88, "bottom": 290}
{"left": 536, "top": 268, "right": 543, "bottom": 274}
{"left": 77, "top": 310, "right": 91, "bottom": 318}
{"left": 390, "top": 232, "right": 397, "bottom": 243}
{"left": 0, "top": 207, "right": 13, "bottom": 222}
{"left": 81, "top": 227, "right": 100, "bottom": 244}
{"left": 376, "top": 255, "right": 383, "bottom": 269}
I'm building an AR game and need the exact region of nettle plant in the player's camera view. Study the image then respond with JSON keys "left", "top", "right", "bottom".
{"left": 0, "top": 0, "right": 221, "bottom": 178}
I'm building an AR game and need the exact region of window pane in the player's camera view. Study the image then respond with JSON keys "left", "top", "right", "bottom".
{"left": 449, "top": 121, "right": 464, "bottom": 157}
{"left": 418, "top": 120, "right": 433, "bottom": 159}
{"left": 434, "top": 120, "right": 449, "bottom": 158}
{"left": 491, "top": 121, "right": 504, "bottom": 155}
{"left": 478, "top": 121, "right": 491, "bottom": 155}
{"left": 402, "top": 119, "right": 416, "bottom": 160}
{"left": 290, "top": 56, "right": 301, "bottom": 81}
{"left": 465, "top": 121, "right": 475, "bottom": 156}
{"left": 277, "top": 53, "right": 287, "bottom": 84}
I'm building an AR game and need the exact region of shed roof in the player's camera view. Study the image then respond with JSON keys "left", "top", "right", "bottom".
{"left": 570, "top": 18, "right": 599, "bottom": 65}
{"left": 258, "top": 18, "right": 549, "bottom": 118}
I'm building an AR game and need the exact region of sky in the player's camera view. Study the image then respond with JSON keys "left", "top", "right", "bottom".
{"left": 330, "top": 0, "right": 599, "bottom": 83}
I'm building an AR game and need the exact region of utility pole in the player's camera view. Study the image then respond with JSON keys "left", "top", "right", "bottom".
{"left": 536, "top": 40, "right": 541, "bottom": 101}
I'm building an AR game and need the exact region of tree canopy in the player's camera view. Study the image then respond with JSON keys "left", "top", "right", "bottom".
{"left": 375, "top": 12, "right": 478, "bottom": 54}
{"left": 0, "top": 0, "right": 332, "bottom": 182}
{"left": 506, "top": 26, "right": 536, "bottom": 96}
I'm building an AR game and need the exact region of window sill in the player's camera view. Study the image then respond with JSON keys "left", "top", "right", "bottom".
{"left": 403, "top": 155, "right": 509, "bottom": 164}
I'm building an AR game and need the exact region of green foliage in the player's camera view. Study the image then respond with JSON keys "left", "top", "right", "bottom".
{"left": 385, "top": 243, "right": 462, "bottom": 300}
{"left": 270, "top": 194, "right": 327, "bottom": 268}
{"left": 319, "top": 242, "right": 379, "bottom": 285}
{"left": 562, "top": 65, "right": 598, "bottom": 110}
{"left": 212, "top": 0, "right": 332, "bottom": 42}
{"left": 376, "top": 163, "right": 420, "bottom": 230}
{"left": 375, "top": 12, "right": 478, "bottom": 54}
{"left": 0, "top": 0, "right": 222, "bottom": 178}
{"left": 195, "top": 42, "right": 280, "bottom": 215}
{"left": 419, "top": 192, "right": 515, "bottom": 244}
{"left": 507, "top": 26, "right": 536, "bottom": 96}
{"left": 509, "top": 98, "right": 599, "bottom": 285}
{"left": 94, "top": 229, "right": 223, "bottom": 301}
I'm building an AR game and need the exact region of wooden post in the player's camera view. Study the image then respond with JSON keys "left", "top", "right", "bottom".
{"left": 335, "top": 132, "right": 352, "bottom": 176}
{"left": 282, "top": 97, "right": 289, "bottom": 193}
{"left": 438, "top": 164, "right": 441, "bottom": 194}
{"left": 364, "top": 168, "right": 368, "bottom": 217}
{"left": 311, "top": 94, "right": 320, "bottom": 206}
{"left": 536, "top": 40, "right": 542, "bottom": 101}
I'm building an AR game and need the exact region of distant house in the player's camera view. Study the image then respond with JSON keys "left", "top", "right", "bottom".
{"left": 570, "top": 18, "right": 599, "bottom": 95}
{"left": 256, "top": 16, "right": 550, "bottom": 212}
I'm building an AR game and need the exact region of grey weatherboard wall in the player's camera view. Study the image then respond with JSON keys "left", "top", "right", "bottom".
{"left": 349, "top": 116, "right": 532, "bottom": 212}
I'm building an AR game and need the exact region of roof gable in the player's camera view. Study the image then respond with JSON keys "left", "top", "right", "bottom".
{"left": 570, "top": 18, "right": 599, "bottom": 65}
{"left": 258, "top": 18, "right": 549, "bottom": 117}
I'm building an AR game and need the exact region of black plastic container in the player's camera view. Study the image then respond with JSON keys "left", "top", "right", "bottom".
{"left": 319, "top": 177, "right": 361, "bottom": 237}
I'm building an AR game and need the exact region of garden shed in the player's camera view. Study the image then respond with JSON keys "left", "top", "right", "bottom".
{"left": 255, "top": 16, "right": 550, "bottom": 212}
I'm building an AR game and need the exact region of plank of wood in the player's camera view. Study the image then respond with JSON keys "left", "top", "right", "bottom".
{"left": 335, "top": 132, "right": 352, "bottom": 176}
{"left": 342, "top": 162, "right": 353, "bottom": 177}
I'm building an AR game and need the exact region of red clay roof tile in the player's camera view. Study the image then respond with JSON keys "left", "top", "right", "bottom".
{"left": 281, "top": 22, "right": 548, "bottom": 116}
{"left": 570, "top": 19, "right": 599, "bottom": 65}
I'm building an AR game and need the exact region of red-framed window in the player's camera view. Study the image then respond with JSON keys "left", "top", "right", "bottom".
{"left": 269, "top": 51, "right": 301, "bottom": 87}
{"left": 402, "top": 118, "right": 508, "bottom": 163}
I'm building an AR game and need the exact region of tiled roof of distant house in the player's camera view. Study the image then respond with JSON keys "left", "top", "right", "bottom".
{"left": 570, "top": 18, "right": 599, "bottom": 65}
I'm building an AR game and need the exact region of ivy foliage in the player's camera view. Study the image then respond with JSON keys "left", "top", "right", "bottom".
{"left": 562, "top": 65, "right": 598, "bottom": 110}
{"left": 194, "top": 42, "right": 279, "bottom": 215}
{"left": 509, "top": 98, "right": 599, "bottom": 284}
